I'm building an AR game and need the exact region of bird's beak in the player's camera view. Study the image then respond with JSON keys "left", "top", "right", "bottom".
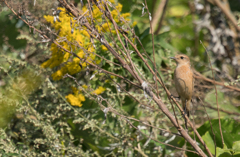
{"left": 170, "top": 57, "right": 175, "bottom": 60}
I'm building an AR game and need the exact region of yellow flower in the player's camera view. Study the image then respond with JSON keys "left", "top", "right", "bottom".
{"left": 71, "top": 86, "right": 79, "bottom": 94}
{"left": 82, "top": 84, "right": 88, "bottom": 89}
{"left": 101, "top": 43, "right": 113, "bottom": 51}
{"left": 66, "top": 61, "right": 81, "bottom": 75}
{"left": 52, "top": 70, "right": 64, "bottom": 81}
{"left": 96, "top": 59, "right": 101, "bottom": 64}
{"left": 49, "top": 59, "right": 62, "bottom": 69}
{"left": 42, "top": 4, "right": 132, "bottom": 104}
{"left": 92, "top": 86, "right": 106, "bottom": 95}
{"left": 41, "top": 59, "right": 52, "bottom": 68}
{"left": 65, "top": 94, "right": 85, "bottom": 107}
{"left": 63, "top": 52, "right": 70, "bottom": 62}
{"left": 51, "top": 66, "right": 68, "bottom": 81}
{"left": 78, "top": 94, "right": 85, "bottom": 102}
{"left": 121, "top": 13, "right": 131, "bottom": 18}
{"left": 116, "top": 3, "right": 123, "bottom": 12}
{"left": 80, "top": 30, "right": 90, "bottom": 38}
{"left": 121, "top": 13, "right": 131, "bottom": 21}
{"left": 101, "top": 23, "right": 111, "bottom": 32}
{"left": 65, "top": 87, "right": 86, "bottom": 107}
{"left": 108, "top": 0, "right": 115, "bottom": 3}
{"left": 110, "top": 75, "right": 116, "bottom": 79}
{"left": 92, "top": 5, "right": 103, "bottom": 19}
{"left": 101, "top": 45, "right": 108, "bottom": 51}
{"left": 88, "top": 46, "right": 95, "bottom": 52}
{"left": 44, "top": 15, "right": 54, "bottom": 24}
{"left": 105, "top": 79, "right": 110, "bottom": 83}
{"left": 131, "top": 21, "right": 137, "bottom": 27}
{"left": 77, "top": 50, "right": 85, "bottom": 58}
{"left": 111, "top": 10, "right": 118, "bottom": 18}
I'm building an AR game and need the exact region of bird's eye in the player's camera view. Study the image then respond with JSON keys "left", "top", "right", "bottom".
{"left": 180, "top": 56, "right": 184, "bottom": 59}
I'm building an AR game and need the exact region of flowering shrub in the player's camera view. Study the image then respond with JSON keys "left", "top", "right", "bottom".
{"left": 42, "top": 0, "right": 133, "bottom": 107}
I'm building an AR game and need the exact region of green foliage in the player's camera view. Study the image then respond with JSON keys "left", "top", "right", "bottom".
{"left": 134, "top": 26, "right": 176, "bottom": 83}
{"left": 205, "top": 88, "right": 240, "bottom": 118}
{"left": 0, "top": 55, "right": 43, "bottom": 128}
{"left": 187, "top": 119, "right": 240, "bottom": 157}
{"left": 0, "top": 10, "right": 27, "bottom": 49}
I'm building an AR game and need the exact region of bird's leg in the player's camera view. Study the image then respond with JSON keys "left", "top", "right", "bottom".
{"left": 190, "top": 109, "right": 196, "bottom": 142}
{"left": 184, "top": 105, "right": 187, "bottom": 115}
{"left": 184, "top": 101, "right": 188, "bottom": 131}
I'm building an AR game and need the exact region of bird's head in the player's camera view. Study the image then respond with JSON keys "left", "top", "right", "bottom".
{"left": 170, "top": 54, "right": 190, "bottom": 66}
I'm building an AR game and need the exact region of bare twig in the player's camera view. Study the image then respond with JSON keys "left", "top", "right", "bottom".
{"left": 194, "top": 70, "right": 240, "bottom": 92}
{"left": 204, "top": 102, "right": 240, "bottom": 116}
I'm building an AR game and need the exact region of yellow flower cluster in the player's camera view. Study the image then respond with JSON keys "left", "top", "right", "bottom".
{"left": 42, "top": 1, "right": 134, "bottom": 107}
{"left": 65, "top": 87, "right": 86, "bottom": 107}
{"left": 42, "top": 7, "right": 97, "bottom": 80}
{"left": 92, "top": 86, "right": 106, "bottom": 95}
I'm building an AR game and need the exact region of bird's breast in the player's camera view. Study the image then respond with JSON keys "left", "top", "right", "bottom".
{"left": 174, "top": 65, "right": 193, "bottom": 98}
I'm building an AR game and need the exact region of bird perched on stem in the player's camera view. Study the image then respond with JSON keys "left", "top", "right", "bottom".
{"left": 170, "top": 54, "right": 194, "bottom": 128}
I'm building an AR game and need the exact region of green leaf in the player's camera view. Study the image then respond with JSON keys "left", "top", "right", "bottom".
{"left": 217, "top": 143, "right": 231, "bottom": 157}
{"left": 0, "top": 11, "right": 27, "bottom": 49}
{"left": 202, "top": 131, "right": 216, "bottom": 155}
{"left": 233, "top": 141, "right": 240, "bottom": 155}
{"left": 139, "top": 27, "right": 150, "bottom": 41}
{"left": 205, "top": 88, "right": 240, "bottom": 118}
{"left": 198, "top": 119, "right": 240, "bottom": 149}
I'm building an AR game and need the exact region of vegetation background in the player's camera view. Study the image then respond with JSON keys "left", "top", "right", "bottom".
{"left": 0, "top": 0, "right": 240, "bottom": 156}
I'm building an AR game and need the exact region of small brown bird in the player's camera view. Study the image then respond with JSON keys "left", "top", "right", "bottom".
{"left": 171, "top": 54, "right": 194, "bottom": 118}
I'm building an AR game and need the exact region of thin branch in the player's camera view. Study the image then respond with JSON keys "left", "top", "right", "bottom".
{"left": 194, "top": 70, "right": 240, "bottom": 92}
{"left": 204, "top": 102, "right": 240, "bottom": 116}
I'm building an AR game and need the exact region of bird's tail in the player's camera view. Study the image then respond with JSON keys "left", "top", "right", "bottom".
{"left": 182, "top": 99, "right": 191, "bottom": 130}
